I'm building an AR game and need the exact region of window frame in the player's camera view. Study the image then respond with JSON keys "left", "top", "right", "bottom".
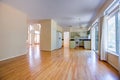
{"left": 105, "top": 0, "right": 119, "bottom": 55}
{"left": 107, "top": 14, "right": 116, "bottom": 53}
{"left": 107, "top": 12, "right": 119, "bottom": 55}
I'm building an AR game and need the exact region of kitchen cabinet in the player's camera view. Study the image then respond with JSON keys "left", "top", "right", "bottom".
{"left": 84, "top": 41, "right": 91, "bottom": 49}
{"left": 70, "top": 41, "right": 76, "bottom": 48}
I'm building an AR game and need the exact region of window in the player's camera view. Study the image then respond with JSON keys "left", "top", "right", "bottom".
{"left": 106, "top": 0, "right": 119, "bottom": 55}
{"left": 107, "top": 15, "right": 116, "bottom": 52}
{"left": 107, "top": 13, "right": 120, "bottom": 55}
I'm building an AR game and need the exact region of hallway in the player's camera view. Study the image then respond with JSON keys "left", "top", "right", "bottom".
{"left": 0, "top": 45, "right": 119, "bottom": 80}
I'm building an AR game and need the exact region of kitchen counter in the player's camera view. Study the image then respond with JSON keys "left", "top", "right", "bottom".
{"left": 70, "top": 38, "right": 91, "bottom": 41}
{"left": 69, "top": 38, "right": 91, "bottom": 49}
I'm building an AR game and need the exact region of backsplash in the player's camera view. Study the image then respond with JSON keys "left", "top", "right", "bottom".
{"left": 70, "top": 31, "right": 88, "bottom": 38}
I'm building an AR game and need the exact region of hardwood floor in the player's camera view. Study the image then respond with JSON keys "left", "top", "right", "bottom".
{"left": 0, "top": 45, "right": 119, "bottom": 80}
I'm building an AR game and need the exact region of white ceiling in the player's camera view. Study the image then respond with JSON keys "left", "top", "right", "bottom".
{"left": 1, "top": 0, "right": 107, "bottom": 27}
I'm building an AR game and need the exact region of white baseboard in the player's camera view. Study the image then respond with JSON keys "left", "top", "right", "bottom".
{"left": 0, "top": 52, "right": 27, "bottom": 61}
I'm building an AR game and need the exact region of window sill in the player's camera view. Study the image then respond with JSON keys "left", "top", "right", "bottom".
{"left": 107, "top": 50, "right": 119, "bottom": 57}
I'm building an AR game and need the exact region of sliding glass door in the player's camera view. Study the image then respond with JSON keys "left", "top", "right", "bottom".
{"left": 95, "top": 25, "right": 99, "bottom": 51}
{"left": 91, "top": 23, "right": 99, "bottom": 52}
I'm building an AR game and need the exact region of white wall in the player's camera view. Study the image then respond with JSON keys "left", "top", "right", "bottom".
{"left": 40, "top": 20, "right": 51, "bottom": 51}
{"left": 107, "top": 53, "right": 119, "bottom": 70}
{"left": 0, "top": 3, "right": 27, "bottom": 61}
{"left": 51, "top": 20, "right": 57, "bottom": 50}
{"left": 57, "top": 25, "right": 63, "bottom": 32}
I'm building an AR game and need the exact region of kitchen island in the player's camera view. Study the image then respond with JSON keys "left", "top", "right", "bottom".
{"left": 69, "top": 38, "right": 91, "bottom": 49}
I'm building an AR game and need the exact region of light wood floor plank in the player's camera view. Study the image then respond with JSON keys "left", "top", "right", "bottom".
{"left": 0, "top": 45, "right": 119, "bottom": 80}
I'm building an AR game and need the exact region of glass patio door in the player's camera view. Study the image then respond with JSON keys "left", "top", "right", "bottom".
{"left": 95, "top": 25, "right": 99, "bottom": 51}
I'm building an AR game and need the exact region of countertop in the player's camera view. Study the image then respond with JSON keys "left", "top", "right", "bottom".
{"left": 70, "top": 38, "right": 91, "bottom": 41}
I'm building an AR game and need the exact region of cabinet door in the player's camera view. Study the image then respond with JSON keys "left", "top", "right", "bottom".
{"left": 79, "top": 41, "right": 84, "bottom": 47}
{"left": 84, "top": 41, "right": 91, "bottom": 49}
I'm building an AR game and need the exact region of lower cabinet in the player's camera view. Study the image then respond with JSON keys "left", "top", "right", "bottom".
{"left": 70, "top": 41, "right": 76, "bottom": 48}
{"left": 84, "top": 41, "right": 91, "bottom": 49}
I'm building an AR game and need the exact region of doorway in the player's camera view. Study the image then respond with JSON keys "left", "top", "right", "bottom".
{"left": 28, "top": 24, "right": 41, "bottom": 45}
{"left": 64, "top": 32, "right": 69, "bottom": 47}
